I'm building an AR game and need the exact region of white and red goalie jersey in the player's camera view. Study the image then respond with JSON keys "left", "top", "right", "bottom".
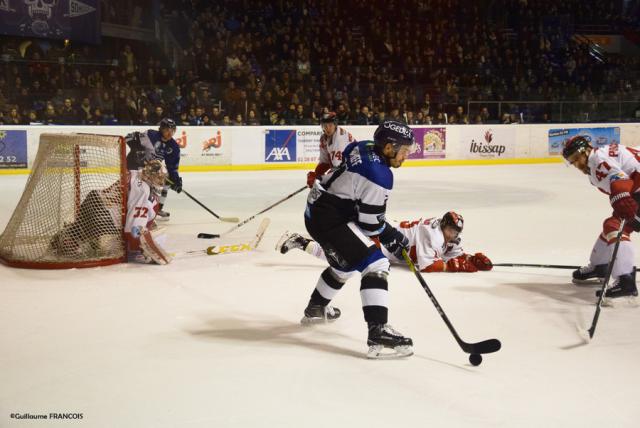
{"left": 381, "top": 217, "right": 492, "bottom": 273}
{"left": 125, "top": 171, "right": 170, "bottom": 264}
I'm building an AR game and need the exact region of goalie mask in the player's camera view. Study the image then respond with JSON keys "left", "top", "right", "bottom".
{"left": 141, "top": 160, "right": 167, "bottom": 188}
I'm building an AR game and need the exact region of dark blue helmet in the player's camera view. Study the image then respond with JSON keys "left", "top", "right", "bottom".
{"left": 159, "top": 118, "right": 177, "bottom": 131}
{"left": 373, "top": 120, "right": 415, "bottom": 152}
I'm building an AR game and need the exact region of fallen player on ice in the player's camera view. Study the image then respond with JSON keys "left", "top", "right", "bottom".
{"left": 276, "top": 211, "right": 493, "bottom": 273}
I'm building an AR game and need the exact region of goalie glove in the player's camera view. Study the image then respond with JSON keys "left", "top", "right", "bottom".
{"left": 378, "top": 222, "right": 409, "bottom": 260}
{"left": 610, "top": 178, "right": 637, "bottom": 221}
{"left": 138, "top": 228, "right": 172, "bottom": 265}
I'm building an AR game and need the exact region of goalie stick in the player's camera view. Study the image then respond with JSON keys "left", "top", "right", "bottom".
{"left": 206, "top": 218, "right": 271, "bottom": 255}
{"left": 174, "top": 218, "right": 270, "bottom": 258}
{"left": 402, "top": 249, "right": 502, "bottom": 356}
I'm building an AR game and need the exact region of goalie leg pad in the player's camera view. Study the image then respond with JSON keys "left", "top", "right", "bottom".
{"left": 139, "top": 229, "right": 172, "bottom": 265}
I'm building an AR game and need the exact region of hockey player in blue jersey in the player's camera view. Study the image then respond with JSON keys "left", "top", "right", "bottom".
{"left": 302, "top": 120, "right": 416, "bottom": 359}
{"left": 125, "top": 118, "right": 182, "bottom": 220}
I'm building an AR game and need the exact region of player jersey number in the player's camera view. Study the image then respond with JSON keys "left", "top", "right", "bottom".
{"left": 595, "top": 161, "right": 611, "bottom": 181}
{"left": 133, "top": 207, "right": 149, "bottom": 218}
{"left": 330, "top": 150, "right": 342, "bottom": 162}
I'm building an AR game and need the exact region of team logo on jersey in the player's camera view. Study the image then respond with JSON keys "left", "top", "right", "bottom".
{"left": 265, "top": 130, "right": 297, "bottom": 162}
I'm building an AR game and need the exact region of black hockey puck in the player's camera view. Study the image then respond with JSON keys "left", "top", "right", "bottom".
{"left": 469, "top": 353, "right": 482, "bottom": 366}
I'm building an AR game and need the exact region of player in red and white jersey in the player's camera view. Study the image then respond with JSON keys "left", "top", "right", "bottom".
{"left": 126, "top": 160, "right": 172, "bottom": 264}
{"left": 305, "top": 111, "right": 356, "bottom": 187}
{"left": 563, "top": 136, "right": 639, "bottom": 299}
{"left": 276, "top": 211, "right": 493, "bottom": 273}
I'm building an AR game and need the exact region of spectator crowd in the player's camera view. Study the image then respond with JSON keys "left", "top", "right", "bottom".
{"left": 1, "top": 0, "right": 639, "bottom": 126}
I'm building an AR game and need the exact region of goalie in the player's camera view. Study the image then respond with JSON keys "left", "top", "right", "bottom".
{"left": 277, "top": 211, "right": 492, "bottom": 273}
{"left": 49, "top": 160, "right": 172, "bottom": 265}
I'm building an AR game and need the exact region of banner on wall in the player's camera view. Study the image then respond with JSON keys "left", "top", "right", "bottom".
{"left": 460, "top": 127, "right": 516, "bottom": 159}
{"left": 548, "top": 127, "right": 620, "bottom": 155}
{"left": 0, "top": 130, "right": 27, "bottom": 169}
{"left": 264, "top": 129, "right": 297, "bottom": 162}
{"left": 295, "top": 129, "right": 323, "bottom": 163}
{"left": 174, "top": 128, "right": 231, "bottom": 166}
{"left": 0, "top": 0, "right": 101, "bottom": 44}
{"left": 411, "top": 127, "right": 446, "bottom": 159}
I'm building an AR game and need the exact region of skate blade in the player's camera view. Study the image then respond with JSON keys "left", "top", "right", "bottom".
{"left": 366, "top": 345, "right": 413, "bottom": 360}
{"left": 300, "top": 316, "right": 337, "bottom": 326}
{"left": 572, "top": 278, "right": 603, "bottom": 286}
{"left": 602, "top": 295, "right": 639, "bottom": 307}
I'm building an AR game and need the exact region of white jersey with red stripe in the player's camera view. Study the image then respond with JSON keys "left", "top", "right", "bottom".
{"left": 125, "top": 170, "right": 159, "bottom": 246}
{"left": 588, "top": 144, "right": 640, "bottom": 194}
{"left": 381, "top": 217, "right": 464, "bottom": 269}
{"left": 318, "top": 127, "right": 355, "bottom": 168}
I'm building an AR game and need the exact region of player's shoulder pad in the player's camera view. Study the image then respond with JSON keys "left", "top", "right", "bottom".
{"left": 347, "top": 140, "right": 393, "bottom": 190}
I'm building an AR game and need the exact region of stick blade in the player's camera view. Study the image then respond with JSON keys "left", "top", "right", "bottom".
{"left": 197, "top": 233, "right": 220, "bottom": 239}
{"left": 463, "top": 338, "right": 502, "bottom": 355}
{"left": 221, "top": 217, "right": 240, "bottom": 223}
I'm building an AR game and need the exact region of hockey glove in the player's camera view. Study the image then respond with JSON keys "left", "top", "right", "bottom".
{"left": 169, "top": 176, "right": 183, "bottom": 193}
{"left": 378, "top": 223, "right": 409, "bottom": 260}
{"left": 446, "top": 255, "right": 478, "bottom": 272}
{"left": 469, "top": 253, "right": 493, "bottom": 271}
{"left": 610, "top": 179, "right": 637, "bottom": 221}
{"left": 306, "top": 171, "right": 317, "bottom": 188}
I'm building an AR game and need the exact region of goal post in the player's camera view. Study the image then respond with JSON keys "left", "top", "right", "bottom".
{"left": 0, "top": 133, "right": 128, "bottom": 269}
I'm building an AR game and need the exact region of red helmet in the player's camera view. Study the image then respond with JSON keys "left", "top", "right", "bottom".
{"left": 562, "top": 135, "right": 591, "bottom": 161}
{"left": 320, "top": 111, "right": 337, "bottom": 124}
{"left": 441, "top": 211, "right": 464, "bottom": 232}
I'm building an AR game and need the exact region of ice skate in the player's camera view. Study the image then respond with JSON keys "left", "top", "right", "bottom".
{"left": 276, "top": 232, "right": 311, "bottom": 254}
{"left": 366, "top": 324, "right": 413, "bottom": 359}
{"left": 598, "top": 271, "right": 638, "bottom": 306}
{"left": 156, "top": 210, "right": 170, "bottom": 221}
{"left": 300, "top": 304, "right": 341, "bottom": 325}
{"left": 572, "top": 264, "right": 607, "bottom": 285}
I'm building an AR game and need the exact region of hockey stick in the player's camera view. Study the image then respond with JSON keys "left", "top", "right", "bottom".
{"left": 166, "top": 179, "right": 239, "bottom": 223}
{"left": 402, "top": 249, "right": 502, "bottom": 355}
{"left": 206, "top": 218, "right": 270, "bottom": 255}
{"left": 173, "top": 218, "right": 270, "bottom": 258}
{"left": 493, "top": 263, "right": 580, "bottom": 269}
{"left": 586, "top": 219, "right": 626, "bottom": 339}
{"left": 197, "top": 185, "right": 307, "bottom": 239}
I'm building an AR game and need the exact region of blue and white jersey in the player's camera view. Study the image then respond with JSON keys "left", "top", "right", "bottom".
{"left": 126, "top": 129, "right": 181, "bottom": 182}
{"left": 314, "top": 140, "right": 392, "bottom": 235}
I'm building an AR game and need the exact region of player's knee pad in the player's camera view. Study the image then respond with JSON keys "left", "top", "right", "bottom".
{"left": 326, "top": 266, "right": 353, "bottom": 283}
{"left": 601, "top": 216, "right": 631, "bottom": 244}
{"left": 361, "top": 257, "right": 390, "bottom": 278}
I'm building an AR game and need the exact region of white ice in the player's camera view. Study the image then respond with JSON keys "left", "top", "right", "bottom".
{"left": 1, "top": 164, "right": 640, "bottom": 428}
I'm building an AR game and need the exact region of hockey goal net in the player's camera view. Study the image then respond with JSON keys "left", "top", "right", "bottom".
{"left": 0, "top": 133, "right": 128, "bottom": 269}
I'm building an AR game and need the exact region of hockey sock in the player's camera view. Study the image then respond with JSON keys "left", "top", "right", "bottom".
{"left": 611, "top": 240, "right": 635, "bottom": 278}
{"left": 309, "top": 267, "right": 346, "bottom": 306}
{"left": 360, "top": 272, "right": 389, "bottom": 325}
{"left": 305, "top": 241, "right": 327, "bottom": 261}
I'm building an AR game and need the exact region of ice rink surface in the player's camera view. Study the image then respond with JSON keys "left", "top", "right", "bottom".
{"left": 1, "top": 163, "right": 640, "bottom": 428}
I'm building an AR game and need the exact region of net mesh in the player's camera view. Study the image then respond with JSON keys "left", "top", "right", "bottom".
{"left": 0, "top": 133, "right": 127, "bottom": 269}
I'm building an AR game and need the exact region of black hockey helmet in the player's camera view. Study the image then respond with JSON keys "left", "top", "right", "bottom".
{"left": 373, "top": 120, "right": 415, "bottom": 153}
{"left": 159, "top": 117, "right": 177, "bottom": 131}
{"left": 441, "top": 211, "right": 464, "bottom": 232}
{"left": 320, "top": 111, "right": 338, "bottom": 124}
{"left": 562, "top": 135, "right": 591, "bottom": 161}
